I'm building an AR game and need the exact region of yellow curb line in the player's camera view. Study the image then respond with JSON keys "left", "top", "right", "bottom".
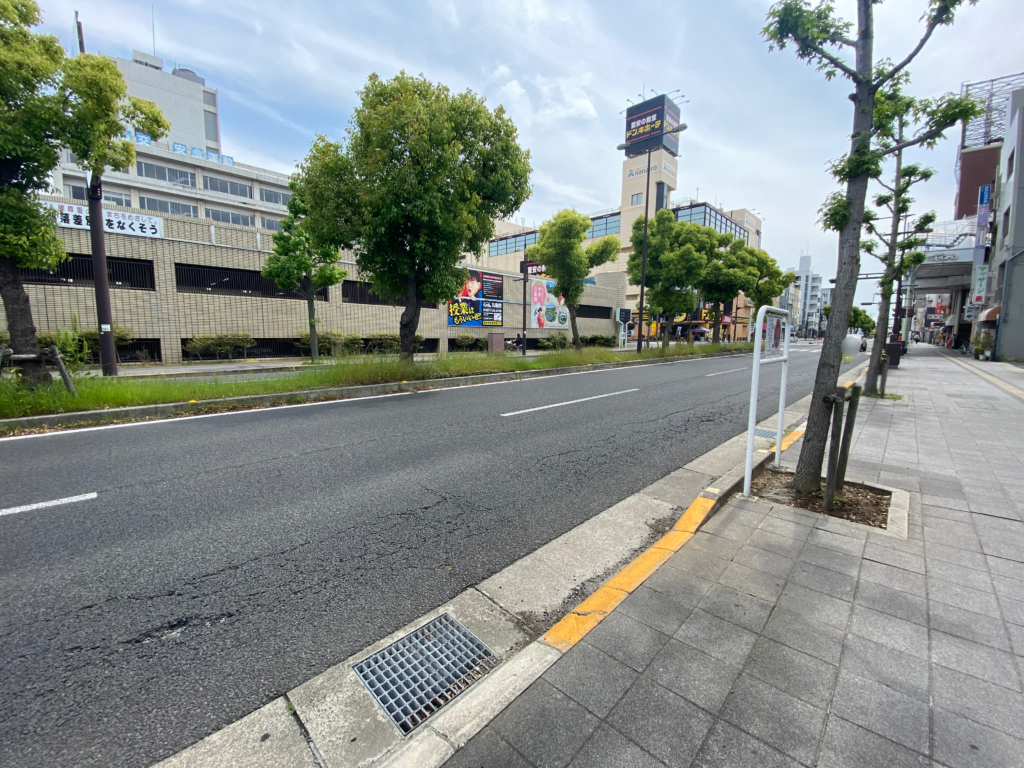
{"left": 944, "top": 355, "right": 1024, "bottom": 402}
{"left": 540, "top": 426, "right": 809, "bottom": 653}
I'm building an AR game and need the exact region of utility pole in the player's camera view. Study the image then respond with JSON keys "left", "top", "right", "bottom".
{"left": 77, "top": 16, "right": 118, "bottom": 376}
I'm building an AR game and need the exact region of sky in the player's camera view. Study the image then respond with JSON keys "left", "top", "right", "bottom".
{"left": 38, "top": 0, "right": 1024, "bottom": 306}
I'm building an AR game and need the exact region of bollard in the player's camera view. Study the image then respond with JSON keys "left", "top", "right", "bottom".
{"left": 835, "top": 383, "right": 862, "bottom": 491}
{"left": 879, "top": 353, "right": 889, "bottom": 397}
{"left": 48, "top": 345, "right": 77, "bottom": 396}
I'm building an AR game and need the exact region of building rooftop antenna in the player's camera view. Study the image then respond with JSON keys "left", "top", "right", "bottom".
{"left": 151, "top": 4, "right": 156, "bottom": 56}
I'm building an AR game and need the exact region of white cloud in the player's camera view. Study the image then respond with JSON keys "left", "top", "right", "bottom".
{"left": 37, "top": 0, "right": 1023, "bottom": 306}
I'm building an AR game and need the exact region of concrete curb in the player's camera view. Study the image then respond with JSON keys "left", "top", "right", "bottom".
{"left": 0, "top": 349, "right": 751, "bottom": 432}
{"left": 149, "top": 390, "right": 811, "bottom": 768}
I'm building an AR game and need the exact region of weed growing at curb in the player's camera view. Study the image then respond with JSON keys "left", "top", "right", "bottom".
{"left": 0, "top": 343, "right": 754, "bottom": 419}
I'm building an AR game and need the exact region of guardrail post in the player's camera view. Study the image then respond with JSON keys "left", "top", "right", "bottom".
{"left": 48, "top": 345, "right": 77, "bottom": 396}
{"left": 879, "top": 353, "right": 889, "bottom": 397}
{"left": 823, "top": 386, "right": 845, "bottom": 512}
{"left": 835, "top": 383, "right": 862, "bottom": 491}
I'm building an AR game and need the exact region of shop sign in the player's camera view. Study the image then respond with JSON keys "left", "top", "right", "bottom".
{"left": 970, "top": 263, "right": 988, "bottom": 305}
{"left": 43, "top": 200, "right": 163, "bottom": 238}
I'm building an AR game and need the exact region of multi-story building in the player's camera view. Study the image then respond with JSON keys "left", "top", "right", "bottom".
{"left": 990, "top": 86, "right": 1024, "bottom": 359}
{"left": 786, "top": 255, "right": 823, "bottom": 335}
{"left": 724, "top": 208, "right": 763, "bottom": 249}
{"left": 2, "top": 50, "right": 620, "bottom": 362}
{"left": 52, "top": 50, "right": 294, "bottom": 236}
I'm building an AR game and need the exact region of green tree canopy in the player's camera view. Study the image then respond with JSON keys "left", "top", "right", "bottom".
{"left": 262, "top": 179, "right": 348, "bottom": 363}
{"left": 746, "top": 248, "right": 795, "bottom": 313}
{"left": 345, "top": 72, "right": 532, "bottom": 357}
{"left": 695, "top": 237, "right": 758, "bottom": 344}
{"left": 627, "top": 210, "right": 710, "bottom": 349}
{"left": 526, "top": 209, "right": 618, "bottom": 350}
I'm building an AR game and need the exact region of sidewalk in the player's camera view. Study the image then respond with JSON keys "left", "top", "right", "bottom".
{"left": 444, "top": 345, "right": 1024, "bottom": 768}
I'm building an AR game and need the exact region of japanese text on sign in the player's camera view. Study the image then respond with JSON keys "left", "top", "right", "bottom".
{"left": 43, "top": 201, "right": 164, "bottom": 238}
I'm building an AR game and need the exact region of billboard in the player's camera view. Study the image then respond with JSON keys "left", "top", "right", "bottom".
{"left": 623, "top": 94, "right": 682, "bottom": 158}
{"left": 43, "top": 201, "right": 163, "bottom": 238}
{"left": 530, "top": 279, "right": 569, "bottom": 329}
{"left": 448, "top": 270, "right": 504, "bottom": 326}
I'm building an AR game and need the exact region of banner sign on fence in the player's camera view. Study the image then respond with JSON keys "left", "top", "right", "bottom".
{"left": 448, "top": 269, "right": 504, "bottom": 326}
{"left": 44, "top": 200, "right": 163, "bottom": 238}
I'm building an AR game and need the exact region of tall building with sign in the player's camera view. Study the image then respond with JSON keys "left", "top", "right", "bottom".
{"left": 51, "top": 51, "right": 293, "bottom": 234}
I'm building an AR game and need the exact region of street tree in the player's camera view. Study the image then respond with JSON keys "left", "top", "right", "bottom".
{"left": 526, "top": 209, "right": 619, "bottom": 351}
{"left": 346, "top": 73, "right": 531, "bottom": 358}
{"left": 695, "top": 238, "right": 758, "bottom": 344}
{"left": 859, "top": 82, "right": 967, "bottom": 394}
{"left": 627, "top": 210, "right": 709, "bottom": 350}
{"left": 763, "top": 0, "right": 981, "bottom": 492}
{"left": 62, "top": 53, "right": 168, "bottom": 375}
{"left": 262, "top": 182, "right": 347, "bottom": 363}
{"left": 746, "top": 248, "right": 796, "bottom": 314}
{"left": 0, "top": 0, "right": 73, "bottom": 384}
{"left": 824, "top": 303, "right": 875, "bottom": 336}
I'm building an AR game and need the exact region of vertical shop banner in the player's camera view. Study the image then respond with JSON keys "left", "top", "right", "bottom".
{"left": 970, "top": 263, "right": 988, "bottom": 306}
{"left": 530, "top": 279, "right": 569, "bottom": 329}
{"left": 448, "top": 269, "right": 505, "bottom": 326}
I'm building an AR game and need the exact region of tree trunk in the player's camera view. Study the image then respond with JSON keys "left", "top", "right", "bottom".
{"left": 0, "top": 254, "right": 52, "bottom": 386}
{"left": 712, "top": 305, "right": 721, "bottom": 344}
{"left": 865, "top": 287, "right": 892, "bottom": 395}
{"left": 305, "top": 279, "right": 319, "bottom": 363}
{"left": 790, "top": 0, "right": 875, "bottom": 494}
{"left": 662, "top": 313, "right": 671, "bottom": 352}
{"left": 568, "top": 303, "right": 582, "bottom": 351}
{"left": 399, "top": 275, "right": 422, "bottom": 359}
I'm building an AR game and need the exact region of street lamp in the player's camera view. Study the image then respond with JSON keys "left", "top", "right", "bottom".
{"left": 617, "top": 122, "right": 687, "bottom": 354}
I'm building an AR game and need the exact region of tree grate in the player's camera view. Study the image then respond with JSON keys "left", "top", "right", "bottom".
{"left": 353, "top": 613, "right": 498, "bottom": 734}
{"left": 754, "top": 428, "right": 779, "bottom": 439}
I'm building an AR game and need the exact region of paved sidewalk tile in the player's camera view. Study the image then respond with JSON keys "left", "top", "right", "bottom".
{"left": 444, "top": 349, "right": 1024, "bottom": 768}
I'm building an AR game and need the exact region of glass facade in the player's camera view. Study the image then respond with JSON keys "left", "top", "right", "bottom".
{"left": 487, "top": 213, "right": 621, "bottom": 257}
{"left": 673, "top": 204, "right": 748, "bottom": 242}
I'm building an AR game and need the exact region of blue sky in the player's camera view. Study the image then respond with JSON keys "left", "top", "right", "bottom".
{"left": 39, "top": 0, "right": 1024, "bottom": 304}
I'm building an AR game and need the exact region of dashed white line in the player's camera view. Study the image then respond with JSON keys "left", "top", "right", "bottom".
{"left": 705, "top": 367, "right": 748, "bottom": 377}
{"left": 1, "top": 492, "right": 98, "bottom": 517}
{"left": 501, "top": 389, "right": 639, "bottom": 417}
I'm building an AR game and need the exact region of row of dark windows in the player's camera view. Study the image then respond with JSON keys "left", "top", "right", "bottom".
{"left": 341, "top": 280, "right": 438, "bottom": 309}
{"left": 175, "top": 263, "right": 328, "bottom": 301}
{"left": 576, "top": 304, "right": 612, "bottom": 320}
{"left": 487, "top": 213, "right": 623, "bottom": 257}
{"left": 19, "top": 254, "right": 156, "bottom": 290}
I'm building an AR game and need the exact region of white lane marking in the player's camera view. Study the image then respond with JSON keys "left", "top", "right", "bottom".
{"left": 501, "top": 389, "right": 639, "bottom": 417}
{"left": 1, "top": 492, "right": 98, "bottom": 517}
{"left": 0, "top": 392, "right": 412, "bottom": 442}
{"left": 705, "top": 367, "right": 749, "bottom": 377}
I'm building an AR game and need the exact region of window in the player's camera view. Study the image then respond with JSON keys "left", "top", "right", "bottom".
{"left": 587, "top": 213, "right": 621, "bottom": 239}
{"left": 204, "top": 111, "right": 219, "bottom": 142}
{"left": 576, "top": 304, "right": 612, "bottom": 319}
{"left": 1003, "top": 207, "right": 1011, "bottom": 246}
{"left": 341, "top": 280, "right": 437, "bottom": 308}
{"left": 175, "top": 263, "right": 327, "bottom": 301}
{"left": 631, "top": 193, "right": 643, "bottom": 205}
{"left": 206, "top": 207, "right": 254, "bottom": 227}
{"left": 103, "top": 190, "right": 130, "bottom": 207}
{"left": 487, "top": 230, "right": 538, "bottom": 257}
{"left": 63, "top": 183, "right": 87, "bottom": 200}
{"left": 204, "top": 175, "right": 253, "bottom": 198}
{"left": 261, "top": 217, "right": 281, "bottom": 231}
{"left": 1009, "top": 149, "right": 1016, "bottom": 182}
{"left": 140, "top": 196, "right": 199, "bottom": 218}
{"left": 260, "top": 188, "right": 292, "bottom": 206}
{"left": 137, "top": 161, "right": 196, "bottom": 187}
{"left": 203, "top": 91, "right": 217, "bottom": 107}
{"left": 20, "top": 253, "right": 155, "bottom": 290}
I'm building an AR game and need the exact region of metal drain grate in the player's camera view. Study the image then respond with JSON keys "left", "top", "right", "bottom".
{"left": 353, "top": 613, "right": 498, "bottom": 734}
{"left": 753, "top": 428, "right": 779, "bottom": 439}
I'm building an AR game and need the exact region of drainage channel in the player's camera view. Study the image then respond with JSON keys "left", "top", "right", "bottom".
{"left": 353, "top": 613, "right": 499, "bottom": 735}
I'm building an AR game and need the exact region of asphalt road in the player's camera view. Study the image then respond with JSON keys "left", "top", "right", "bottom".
{"left": 0, "top": 343, "right": 863, "bottom": 767}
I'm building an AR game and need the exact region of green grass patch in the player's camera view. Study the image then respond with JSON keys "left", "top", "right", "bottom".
{"left": 0, "top": 343, "right": 753, "bottom": 419}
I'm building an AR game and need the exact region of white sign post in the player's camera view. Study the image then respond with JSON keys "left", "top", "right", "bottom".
{"left": 743, "top": 305, "right": 792, "bottom": 497}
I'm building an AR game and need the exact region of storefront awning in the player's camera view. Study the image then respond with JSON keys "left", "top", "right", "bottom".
{"left": 980, "top": 306, "right": 1001, "bottom": 322}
